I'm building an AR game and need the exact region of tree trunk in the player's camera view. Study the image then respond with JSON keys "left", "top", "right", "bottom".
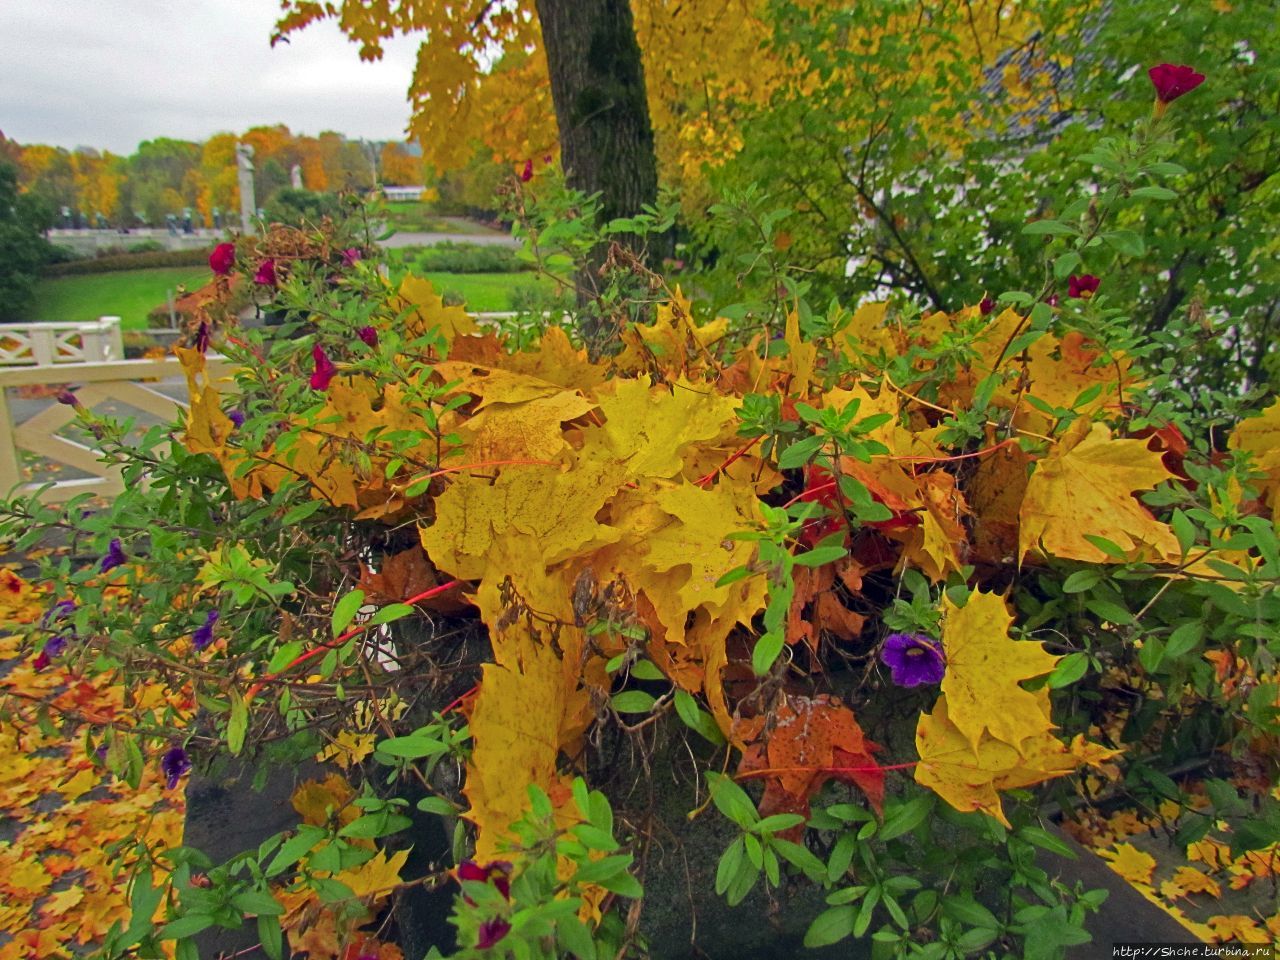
{"left": 533, "top": 0, "right": 659, "bottom": 295}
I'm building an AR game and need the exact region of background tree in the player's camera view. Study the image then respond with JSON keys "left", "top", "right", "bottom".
{"left": 0, "top": 160, "right": 53, "bottom": 321}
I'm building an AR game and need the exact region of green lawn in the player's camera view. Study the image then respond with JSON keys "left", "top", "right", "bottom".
{"left": 417, "top": 272, "right": 565, "bottom": 312}
{"left": 381, "top": 203, "right": 499, "bottom": 236}
{"left": 31, "top": 265, "right": 562, "bottom": 327}
{"left": 30, "top": 266, "right": 212, "bottom": 331}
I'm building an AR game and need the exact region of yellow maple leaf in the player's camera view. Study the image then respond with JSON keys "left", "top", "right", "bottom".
{"left": 592, "top": 376, "right": 739, "bottom": 481}
{"left": 1100, "top": 842, "right": 1157, "bottom": 886}
{"left": 1228, "top": 397, "right": 1280, "bottom": 509}
{"left": 333, "top": 848, "right": 410, "bottom": 901}
{"left": 1170, "top": 865, "right": 1221, "bottom": 899}
{"left": 460, "top": 391, "right": 596, "bottom": 464}
{"left": 1207, "top": 914, "right": 1269, "bottom": 943}
{"left": 939, "top": 590, "right": 1060, "bottom": 755}
{"left": 317, "top": 730, "right": 377, "bottom": 770}
{"left": 913, "top": 695, "right": 1114, "bottom": 827}
{"left": 396, "top": 274, "right": 478, "bottom": 342}
{"left": 1019, "top": 420, "right": 1178, "bottom": 563}
{"left": 291, "top": 773, "right": 358, "bottom": 828}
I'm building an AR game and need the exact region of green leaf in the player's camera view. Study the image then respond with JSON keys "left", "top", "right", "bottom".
{"left": 1131, "top": 185, "right": 1178, "bottom": 201}
{"left": 369, "top": 602, "right": 415, "bottom": 626}
{"left": 1170, "top": 509, "right": 1196, "bottom": 555}
{"left": 417, "top": 795, "right": 460, "bottom": 816}
{"left": 1102, "top": 230, "right": 1145, "bottom": 257}
{"left": 1022, "top": 220, "right": 1076, "bottom": 236}
{"left": 1017, "top": 826, "right": 1076, "bottom": 859}
{"left": 265, "top": 826, "right": 324, "bottom": 877}
{"left": 1061, "top": 569, "right": 1102, "bottom": 594}
{"left": 1165, "top": 621, "right": 1202, "bottom": 660}
{"left": 716, "top": 837, "right": 745, "bottom": 895}
{"left": 331, "top": 589, "right": 366, "bottom": 637}
{"left": 752, "top": 631, "right": 785, "bottom": 676}
{"left": 778, "top": 434, "right": 826, "bottom": 470}
{"left": 707, "top": 771, "right": 758, "bottom": 828}
{"left": 160, "top": 915, "right": 216, "bottom": 940}
{"left": 878, "top": 795, "right": 932, "bottom": 841}
{"left": 557, "top": 916, "right": 597, "bottom": 960}
{"left": 266, "top": 640, "right": 304, "bottom": 675}
{"left": 804, "top": 906, "right": 856, "bottom": 948}
{"left": 673, "top": 690, "right": 726, "bottom": 746}
{"left": 611, "top": 690, "right": 657, "bottom": 714}
{"left": 628, "top": 659, "right": 666, "bottom": 681}
{"left": 231, "top": 890, "right": 283, "bottom": 917}
{"left": 1047, "top": 652, "right": 1089, "bottom": 689}
{"left": 378, "top": 733, "right": 448, "bottom": 759}
{"left": 227, "top": 691, "right": 247, "bottom": 756}
{"left": 943, "top": 896, "right": 1000, "bottom": 929}
{"left": 1053, "top": 251, "right": 1082, "bottom": 280}
{"left": 793, "top": 545, "right": 847, "bottom": 568}
{"left": 258, "top": 916, "right": 283, "bottom": 960}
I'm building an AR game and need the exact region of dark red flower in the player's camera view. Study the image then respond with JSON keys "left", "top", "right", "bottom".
{"left": 458, "top": 859, "right": 513, "bottom": 900}
{"left": 209, "top": 243, "right": 236, "bottom": 276}
{"left": 195, "top": 321, "right": 210, "bottom": 354}
{"left": 56, "top": 389, "right": 81, "bottom": 408}
{"left": 1045, "top": 293, "right": 1060, "bottom": 307}
{"left": 1148, "top": 64, "right": 1205, "bottom": 105}
{"left": 520, "top": 159, "right": 534, "bottom": 183}
{"left": 476, "top": 918, "right": 511, "bottom": 950}
{"left": 310, "top": 344, "right": 337, "bottom": 391}
{"left": 253, "top": 259, "right": 277, "bottom": 287}
{"left": 357, "top": 326, "right": 379, "bottom": 348}
{"left": 979, "top": 296, "right": 996, "bottom": 316}
{"left": 1068, "top": 274, "right": 1100, "bottom": 299}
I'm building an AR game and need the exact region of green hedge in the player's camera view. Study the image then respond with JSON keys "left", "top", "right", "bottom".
{"left": 411, "top": 241, "right": 527, "bottom": 274}
{"left": 41, "top": 247, "right": 213, "bottom": 278}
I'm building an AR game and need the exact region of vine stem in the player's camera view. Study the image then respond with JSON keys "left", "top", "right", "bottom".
{"left": 734, "top": 760, "right": 920, "bottom": 781}
{"left": 244, "top": 579, "right": 464, "bottom": 705}
{"left": 695, "top": 435, "right": 762, "bottom": 487}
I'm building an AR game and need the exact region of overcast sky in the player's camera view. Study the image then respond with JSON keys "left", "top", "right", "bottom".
{"left": 0, "top": 0, "right": 422, "bottom": 154}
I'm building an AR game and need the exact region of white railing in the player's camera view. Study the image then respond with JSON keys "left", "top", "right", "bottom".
{"left": 0, "top": 355, "right": 229, "bottom": 503}
{"left": 0, "top": 317, "right": 125, "bottom": 366}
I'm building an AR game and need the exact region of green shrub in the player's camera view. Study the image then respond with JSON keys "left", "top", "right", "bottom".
{"left": 41, "top": 248, "right": 213, "bottom": 277}
{"left": 412, "top": 241, "right": 526, "bottom": 274}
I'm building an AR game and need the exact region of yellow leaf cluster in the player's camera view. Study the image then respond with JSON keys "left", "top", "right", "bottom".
{"left": 914, "top": 591, "right": 1117, "bottom": 826}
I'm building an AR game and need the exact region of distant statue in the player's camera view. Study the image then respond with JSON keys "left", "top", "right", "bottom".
{"left": 290, "top": 164, "right": 303, "bottom": 190}
{"left": 236, "top": 143, "right": 256, "bottom": 233}
{"left": 213, "top": 207, "right": 222, "bottom": 230}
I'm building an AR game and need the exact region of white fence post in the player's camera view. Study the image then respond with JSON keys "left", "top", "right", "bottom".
{"left": 101, "top": 316, "right": 125, "bottom": 361}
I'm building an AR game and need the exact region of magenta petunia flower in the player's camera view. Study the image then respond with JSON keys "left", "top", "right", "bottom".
{"left": 310, "top": 344, "right": 337, "bottom": 391}
{"left": 342, "top": 247, "right": 363, "bottom": 267}
{"left": 160, "top": 746, "right": 191, "bottom": 790}
{"left": 880, "top": 633, "right": 945, "bottom": 687}
{"left": 100, "top": 538, "right": 126, "bottom": 573}
{"left": 979, "top": 296, "right": 996, "bottom": 316}
{"left": 253, "top": 259, "right": 277, "bottom": 287}
{"left": 209, "top": 243, "right": 236, "bottom": 276}
{"left": 357, "top": 326, "right": 379, "bottom": 348}
{"left": 192, "top": 610, "right": 219, "bottom": 651}
{"left": 1148, "top": 64, "right": 1205, "bottom": 105}
{"left": 520, "top": 159, "right": 534, "bottom": 183}
{"left": 476, "top": 918, "right": 511, "bottom": 950}
{"left": 1068, "top": 274, "right": 1101, "bottom": 299}
{"left": 56, "top": 389, "right": 81, "bottom": 408}
{"left": 195, "top": 320, "right": 210, "bottom": 354}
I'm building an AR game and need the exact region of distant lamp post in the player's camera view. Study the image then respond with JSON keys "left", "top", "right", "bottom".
{"left": 235, "top": 143, "right": 256, "bottom": 233}
{"left": 213, "top": 207, "right": 222, "bottom": 231}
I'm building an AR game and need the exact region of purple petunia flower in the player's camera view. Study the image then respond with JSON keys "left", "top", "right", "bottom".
{"left": 342, "top": 248, "right": 363, "bottom": 267}
{"left": 227, "top": 408, "right": 245, "bottom": 429}
{"left": 476, "top": 918, "right": 511, "bottom": 950}
{"left": 195, "top": 321, "right": 210, "bottom": 354}
{"left": 99, "top": 538, "right": 126, "bottom": 573}
{"left": 880, "top": 633, "right": 946, "bottom": 687}
{"left": 357, "top": 326, "right": 379, "bottom": 349}
{"left": 160, "top": 746, "right": 191, "bottom": 790}
{"left": 192, "top": 610, "right": 219, "bottom": 651}
{"left": 41, "top": 599, "right": 76, "bottom": 627}
{"left": 56, "top": 390, "right": 81, "bottom": 408}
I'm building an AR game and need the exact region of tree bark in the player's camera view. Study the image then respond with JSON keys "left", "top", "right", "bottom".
{"left": 533, "top": 0, "right": 659, "bottom": 278}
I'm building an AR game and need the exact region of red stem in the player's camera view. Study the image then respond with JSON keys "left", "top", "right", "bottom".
{"left": 244, "top": 579, "right": 464, "bottom": 704}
